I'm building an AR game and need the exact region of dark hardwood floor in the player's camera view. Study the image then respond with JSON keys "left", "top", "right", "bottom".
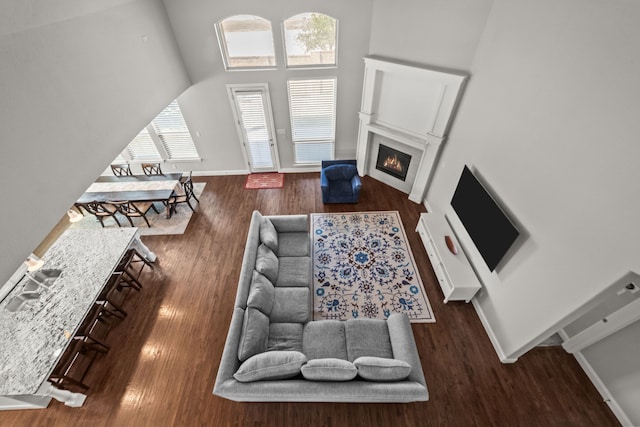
{"left": 0, "top": 174, "right": 618, "bottom": 427}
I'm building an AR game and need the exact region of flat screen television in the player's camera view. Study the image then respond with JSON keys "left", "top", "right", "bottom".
{"left": 451, "top": 166, "right": 519, "bottom": 271}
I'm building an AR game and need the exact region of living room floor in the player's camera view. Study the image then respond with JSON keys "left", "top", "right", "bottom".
{"left": 0, "top": 174, "right": 619, "bottom": 426}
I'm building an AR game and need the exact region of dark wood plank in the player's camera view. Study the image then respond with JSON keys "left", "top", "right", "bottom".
{"left": 0, "top": 174, "right": 619, "bottom": 427}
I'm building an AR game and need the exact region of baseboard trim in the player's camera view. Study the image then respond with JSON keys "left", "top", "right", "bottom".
{"left": 471, "top": 299, "right": 518, "bottom": 363}
{"left": 557, "top": 330, "right": 632, "bottom": 426}
{"left": 191, "top": 170, "right": 248, "bottom": 177}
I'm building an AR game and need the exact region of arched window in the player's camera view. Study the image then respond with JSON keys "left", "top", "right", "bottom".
{"left": 283, "top": 13, "right": 337, "bottom": 68}
{"left": 215, "top": 15, "right": 276, "bottom": 69}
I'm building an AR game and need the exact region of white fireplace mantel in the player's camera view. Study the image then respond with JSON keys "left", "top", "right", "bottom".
{"left": 356, "top": 56, "right": 468, "bottom": 203}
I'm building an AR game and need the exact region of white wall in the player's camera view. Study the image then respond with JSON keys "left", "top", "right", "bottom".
{"left": 163, "top": 0, "right": 373, "bottom": 173}
{"left": 425, "top": 0, "right": 640, "bottom": 359}
{"left": 369, "top": 0, "right": 493, "bottom": 71}
{"left": 0, "top": 0, "right": 190, "bottom": 284}
{"left": 582, "top": 321, "right": 640, "bottom": 425}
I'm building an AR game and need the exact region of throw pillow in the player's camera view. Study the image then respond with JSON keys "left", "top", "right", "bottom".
{"left": 301, "top": 358, "right": 357, "bottom": 382}
{"left": 247, "top": 271, "right": 275, "bottom": 315}
{"left": 260, "top": 217, "right": 279, "bottom": 254}
{"left": 233, "top": 351, "right": 308, "bottom": 383}
{"left": 237, "top": 308, "right": 269, "bottom": 362}
{"left": 353, "top": 356, "right": 412, "bottom": 382}
{"left": 255, "top": 244, "right": 279, "bottom": 283}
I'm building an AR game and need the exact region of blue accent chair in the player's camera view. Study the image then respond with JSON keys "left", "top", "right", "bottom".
{"left": 320, "top": 160, "right": 362, "bottom": 204}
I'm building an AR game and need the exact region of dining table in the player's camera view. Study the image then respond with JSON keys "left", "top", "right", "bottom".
{"left": 0, "top": 228, "right": 156, "bottom": 409}
{"left": 76, "top": 173, "right": 183, "bottom": 219}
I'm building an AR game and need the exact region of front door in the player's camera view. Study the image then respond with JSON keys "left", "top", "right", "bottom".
{"left": 228, "top": 84, "right": 279, "bottom": 173}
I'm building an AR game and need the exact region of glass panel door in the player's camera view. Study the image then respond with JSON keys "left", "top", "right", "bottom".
{"left": 229, "top": 85, "right": 278, "bottom": 172}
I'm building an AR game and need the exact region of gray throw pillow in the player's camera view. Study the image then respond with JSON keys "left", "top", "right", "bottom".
{"left": 247, "top": 271, "right": 275, "bottom": 315}
{"left": 301, "top": 358, "right": 357, "bottom": 382}
{"left": 233, "top": 351, "right": 307, "bottom": 383}
{"left": 255, "top": 244, "right": 279, "bottom": 283}
{"left": 237, "top": 308, "right": 269, "bottom": 362}
{"left": 353, "top": 356, "right": 412, "bottom": 381}
{"left": 260, "top": 217, "right": 279, "bottom": 254}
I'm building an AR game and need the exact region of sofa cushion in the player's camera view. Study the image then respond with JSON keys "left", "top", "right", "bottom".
{"left": 237, "top": 308, "right": 269, "bottom": 362}
{"left": 323, "top": 164, "right": 357, "bottom": 181}
{"left": 246, "top": 271, "right": 275, "bottom": 315}
{"left": 260, "top": 217, "right": 279, "bottom": 254}
{"left": 345, "top": 318, "right": 393, "bottom": 362}
{"left": 275, "top": 256, "right": 310, "bottom": 287}
{"left": 270, "top": 287, "right": 310, "bottom": 323}
{"left": 277, "top": 232, "right": 310, "bottom": 257}
{"left": 301, "top": 358, "right": 357, "bottom": 382}
{"left": 303, "top": 321, "right": 348, "bottom": 360}
{"left": 255, "top": 244, "right": 279, "bottom": 283}
{"left": 233, "top": 351, "right": 308, "bottom": 383}
{"left": 267, "top": 323, "right": 304, "bottom": 352}
{"left": 353, "top": 356, "right": 412, "bottom": 382}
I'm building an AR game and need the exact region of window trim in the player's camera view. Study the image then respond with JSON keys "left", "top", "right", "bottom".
{"left": 287, "top": 77, "right": 337, "bottom": 164}
{"left": 282, "top": 13, "right": 338, "bottom": 70}
{"left": 114, "top": 100, "right": 201, "bottom": 166}
{"left": 215, "top": 15, "right": 278, "bottom": 71}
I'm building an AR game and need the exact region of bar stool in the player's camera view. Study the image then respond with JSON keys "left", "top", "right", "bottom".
{"left": 72, "top": 304, "right": 111, "bottom": 354}
{"left": 48, "top": 340, "right": 102, "bottom": 392}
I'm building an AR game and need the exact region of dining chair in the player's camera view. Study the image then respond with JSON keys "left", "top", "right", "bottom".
{"left": 84, "top": 201, "right": 121, "bottom": 227}
{"left": 111, "top": 163, "right": 132, "bottom": 177}
{"left": 180, "top": 170, "right": 193, "bottom": 184}
{"left": 112, "top": 201, "right": 159, "bottom": 228}
{"left": 141, "top": 162, "right": 163, "bottom": 176}
{"left": 169, "top": 177, "right": 198, "bottom": 214}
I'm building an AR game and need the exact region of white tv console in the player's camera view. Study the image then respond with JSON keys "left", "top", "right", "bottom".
{"left": 416, "top": 212, "right": 481, "bottom": 303}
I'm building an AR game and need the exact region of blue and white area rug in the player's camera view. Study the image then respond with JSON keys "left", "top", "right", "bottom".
{"left": 311, "top": 211, "right": 435, "bottom": 323}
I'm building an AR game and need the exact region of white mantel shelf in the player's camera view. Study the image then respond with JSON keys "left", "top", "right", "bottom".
{"left": 356, "top": 56, "right": 468, "bottom": 203}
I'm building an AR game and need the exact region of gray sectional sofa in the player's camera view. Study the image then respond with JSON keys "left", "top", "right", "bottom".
{"left": 213, "top": 210, "right": 429, "bottom": 402}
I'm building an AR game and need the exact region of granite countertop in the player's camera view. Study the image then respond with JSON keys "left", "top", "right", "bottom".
{"left": 0, "top": 228, "right": 138, "bottom": 395}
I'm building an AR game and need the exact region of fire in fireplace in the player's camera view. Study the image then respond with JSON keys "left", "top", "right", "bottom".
{"left": 376, "top": 144, "right": 411, "bottom": 181}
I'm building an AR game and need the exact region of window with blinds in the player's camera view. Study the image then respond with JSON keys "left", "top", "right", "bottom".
{"left": 125, "top": 127, "right": 161, "bottom": 160}
{"left": 114, "top": 100, "right": 200, "bottom": 164}
{"left": 287, "top": 78, "right": 336, "bottom": 163}
{"left": 152, "top": 101, "right": 200, "bottom": 160}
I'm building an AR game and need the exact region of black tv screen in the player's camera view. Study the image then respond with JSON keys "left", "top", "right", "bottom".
{"left": 451, "top": 166, "right": 519, "bottom": 271}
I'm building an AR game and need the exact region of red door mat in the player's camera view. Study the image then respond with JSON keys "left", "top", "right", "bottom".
{"left": 244, "top": 173, "right": 285, "bottom": 190}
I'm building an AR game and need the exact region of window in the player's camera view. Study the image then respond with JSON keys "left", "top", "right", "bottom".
{"left": 116, "top": 100, "right": 200, "bottom": 163}
{"left": 216, "top": 15, "right": 276, "bottom": 70}
{"left": 287, "top": 78, "right": 336, "bottom": 163}
{"left": 152, "top": 101, "right": 200, "bottom": 160}
{"left": 283, "top": 13, "right": 337, "bottom": 68}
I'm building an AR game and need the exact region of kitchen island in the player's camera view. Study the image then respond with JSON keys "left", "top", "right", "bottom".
{"left": 0, "top": 228, "right": 155, "bottom": 409}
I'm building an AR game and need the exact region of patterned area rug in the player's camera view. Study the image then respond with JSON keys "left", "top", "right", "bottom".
{"left": 311, "top": 211, "right": 435, "bottom": 323}
{"left": 69, "top": 183, "right": 205, "bottom": 236}
{"left": 244, "top": 173, "right": 284, "bottom": 189}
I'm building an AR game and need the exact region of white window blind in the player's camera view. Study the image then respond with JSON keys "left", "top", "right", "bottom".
{"left": 112, "top": 100, "right": 200, "bottom": 167}
{"left": 126, "top": 127, "right": 161, "bottom": 161}
{"left": 216, "top": 15, "right": 277, "bottom": 69}
{"left": 152, "top": 101, "right": 200, "bottom": 160}
{"left": 288, "top": 78, "right": 336, "bottom": 163}
{"left": 235, "top": 91, "right": 273, "bottom": 168}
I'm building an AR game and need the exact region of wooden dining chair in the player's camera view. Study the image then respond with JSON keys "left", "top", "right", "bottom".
{"left": 141, "top": 162, "right": 163, "bottom": 176}
{"left": 180, "top": 170, "right": 193, "bottom": 184}
{"left": 112, "top": 201, "right": 159, "bottom": 228}
{"left": 111, "top": 163, "right": 132, "bottom": 177}
{"left": 84, "top": 201, "right": 121, "bottom": 227}
{"left": 169, "top": 177, "right": 198, "bottom": 214}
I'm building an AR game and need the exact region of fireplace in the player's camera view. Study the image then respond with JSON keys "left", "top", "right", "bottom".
{"left": 375, "top": 144, "right": 412, "bottom": 181}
